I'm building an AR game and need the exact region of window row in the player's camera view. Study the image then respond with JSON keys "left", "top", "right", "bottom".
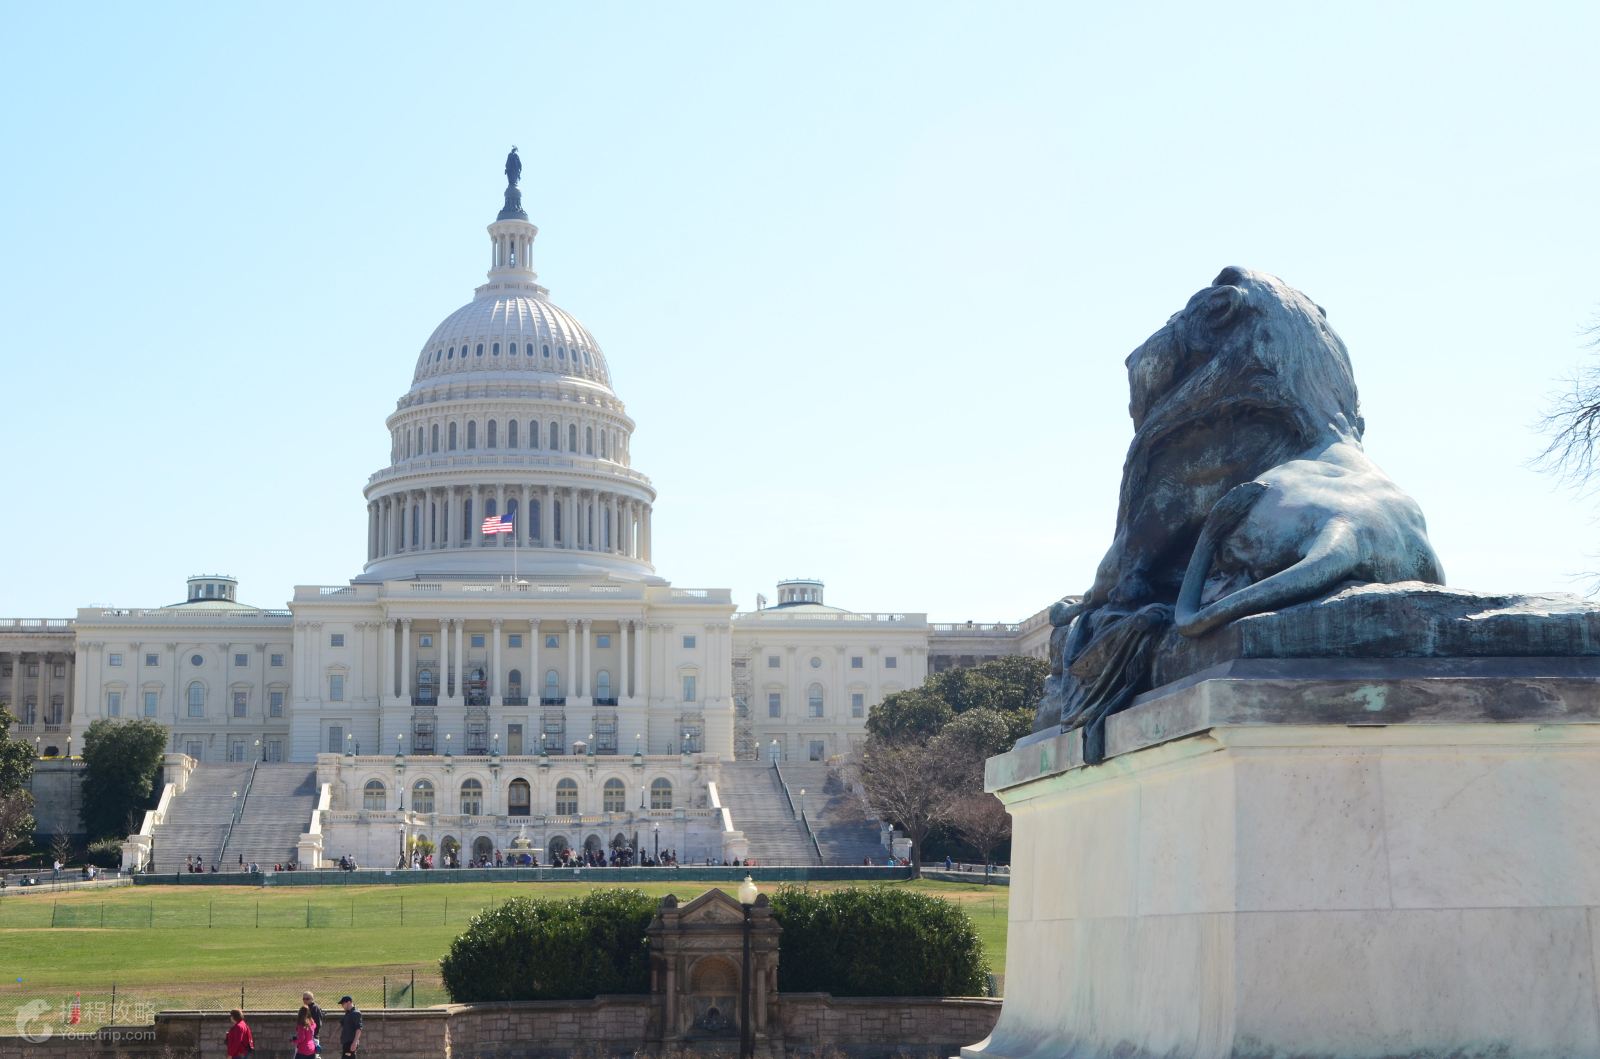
{"left": 363, "top": 775, "right": 674, "bottom": 815}
{"left": 119, "top": 683, "right": 289, "bottom": 719}
{"left": 764, "top": 686, "right": 868, "bottom": 719}
{"left": 395, "top": 416, "right": 627, "bottom": 464}
{"left": 5, "top": 696, "right": 65, "bottom": 725}
{"left": 105, "top": 652, "right": 287, "bottom": 668}
{"left": 765, "top": 654, "right": 900, "bottom": 670}
{"left": 425, "top": 340, "right": 597, "bottom": 370}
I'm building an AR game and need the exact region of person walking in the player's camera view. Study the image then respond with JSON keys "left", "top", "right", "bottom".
{"left": 301, "top": 991, "right": 324, "bottom": 1043}
{"left": 225, "top": 1008, "right": 254, "bottom": 1058}
{"left": 293, "top": 1005, "right": 318, "bottom": 1058}
{"left": 337, "top": 995, "right": 363, "bottom": 1057}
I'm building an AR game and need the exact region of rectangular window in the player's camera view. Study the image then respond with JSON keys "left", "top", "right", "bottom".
{"left": 328, "top": 674, "right": 345, "bottom": 701}
{"left": 768, "top": 692, "right": 782, "bottom": 717}
{"left": 185, "top": 739, "right": 204, "bottom": 761}
{"left": 145, "top": 653, "right": 159, "bottom": 667}
{"left": 264, "top": 739, "right": 283, "bottom": 763}
{"left": 682, "top": 635, "right": 696, "bottom": 649}
{"left": 108, "top": 654, "right": 123, "bottom": 667}
{"left": 508, "top": 634, "right": 523, "bottom": 648}
{"left": 507, "top": 723, "right": 523, "bottom": 755}
{"left": 682, "top": 675, "right": 697, "bottom": 702}
{"left": 143, "top": 691, "right": 158, "bottom": 717}
{"left": 233, "top": 653, "right": 248, "bottom": 668}
{"left": 327, "top": 726, "right": 343, "bottom": 754}
{"left": 228, "top": 739, "right": 245, "bottom": 763}
{"left": 471, "top": 634, "right": 485, "bottom": 649}
{"left": 596, "top": 634, "right": 610, "bottom": 648}
{"left": 419, "top": 635, "right": 433, "bottom": 648}
{"left": 330, "top": 633, "right": 345, "bottom": 647}
{"left": 852, "top": 692, "right": 865, "bottom": 718}
{"left": 851, "top": 656, "right": 864, "bottom": 669}
{"left": 809, "top": 739, "right": 826, "bottom": 762}
{"left": 107, "top": 691, "right": 122, "bottom": 717}
{"left": 232, "top": 691, "right": 247, "bottom": 717}
{"left": 26, "top": 664, "right": 38, "bottom": 678}
{"left": 53, "top": 664, "right": 65, "bottom": 679}
{"left": 270, "top": 653, "right": 285, "bottom": 667}
{"left": 885, "top": 656, "right": 898, "bottom": 669}
{"left": 767, "top": 656, "right": 780, "bottom": 668}
{"left": 269, "top": 691, "right": 284, "bottom": 718}
{"left": 545, "top": 634, "right": 560, "bottom": 649}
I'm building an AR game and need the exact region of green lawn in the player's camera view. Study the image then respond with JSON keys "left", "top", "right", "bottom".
{"left": 0, "top": 879, "right": 1008, "bottom": 1030}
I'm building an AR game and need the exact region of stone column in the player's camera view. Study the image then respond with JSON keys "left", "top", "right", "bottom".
{"left": 580, "top": 620, "right": 592, "bottom": 698}
{"left": 529, "top": 618, "right": 540, "bottom": 702}
{"left": 454, "top": 618, "right": 465, "bottom": 703}
{"left": 437, "top": 619, "right": 448, "bottom": 702}
{"left": 491, "top": 619, "right": 503, "bottom": 704}
{"left": 620, "top": 621, "right": 631, "bottom": 700}
{"left": 379, "top": 619, "right": 392, "bottom": 705}
{"left": 565, "top": 620, "right": 578, "bottom": 697}
{"left": 520, "top": 483, "right": 531, "bottom": 546}
{"left": 37, "top": 654, "right": 47, "bottom": 724}
{"left": 541, "top": 486, "right": 553, "bottom": 546}
{"left": 610, "top": 495, "right": 620, "bottom": 553}
{"left": 9, "top": 654, "right": 21, "bottom": 718}
{"left": 643, "top": 508, "right": 653, "bottom": 562}
{"left": 400, "top": 620, "right": 412, "bottom": 700}
{"left": 633, "top": 619, "right": 645, "bottom": 702}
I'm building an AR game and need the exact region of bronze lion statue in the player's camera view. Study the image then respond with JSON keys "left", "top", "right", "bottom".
{"left": 1039, "top": 267, "right": 1442, "bottom": 759}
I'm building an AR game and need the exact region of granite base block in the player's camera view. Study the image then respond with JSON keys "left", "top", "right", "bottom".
{"left": 969, "top": 663, "right": 1600, "bottom": 1059}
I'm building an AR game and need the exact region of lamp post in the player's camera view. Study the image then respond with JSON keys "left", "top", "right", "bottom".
{"left": 653, "top": 821, "right": 660, "bottom": 864}
{"left": 799, "top": 788, "right": 806, "bottom": 822}
{"left": 738, "top": 874, "right": 759, "bottom": 1059}
{"left": 769, "top": 739, "right": 779, "bottom": 766}
{"left": 640, "top": 783, "right": 646, "bottom": 810}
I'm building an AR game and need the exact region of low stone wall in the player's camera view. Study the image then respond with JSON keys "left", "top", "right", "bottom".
{"left": 781, "top": 994, "right": 1001, "bottom": 1057}
{"left": 131, "top": 864, "right": 916, "bottom": 887}
{"left": 0, "top": 995, "right": 1000, "bottom": 1058}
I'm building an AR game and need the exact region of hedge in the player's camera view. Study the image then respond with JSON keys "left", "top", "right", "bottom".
{"left": 440, "top": 888, "right": 655, "bottom": 1001}
{"left": 768, "top": 886, "right": 989, "bottom": 997}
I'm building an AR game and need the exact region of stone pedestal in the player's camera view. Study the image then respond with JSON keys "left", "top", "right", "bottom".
{"left": 966, "top": 659, "right": 1600, "bottom": 1059}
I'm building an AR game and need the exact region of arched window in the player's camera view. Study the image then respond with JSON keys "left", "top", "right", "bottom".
{"left": 447, "top": 346, "right": 455, "bottom": 360}
{"left": 601, "top": 432, "right": 609, "bottom": 459}
{"left": 431, "top": 424, "right": 439, "bottom": 452}
{"left": 568, "top": 425, "right": 578, "bottom": 452}
{"left": 595, "top": 670, "right": 612, "bottom": 701}
{"left": 553, "top": 501, "right": 563, "bottom": 542}
{"left": 585, "top": 426, "right": 594, "bottom": 455}
{"left": 508, "top": 778, "right": 531, "bottom": 816}
{"left": 548, "top": 834, "right": 568, "bottom": 855}
{"left": 504, "top": 499, "right": 518, "bottom": 534}
{"left": 475, "top": 343, "right": 484, "bottom": 357}
{"left": 448, "top": 422, "right": 457, "bottom": 450}
{"left": 545, "top": 670, "right": 560, "bottom": 699}
{"left": 507, "top": 420, "right": 518, "bottom": 448}
{"left": 651, "top": 778, "right": 673, "bottom": 810}
{"left": 186, "top": 681, "right": 205, "bottom": 717}
{"left": 459, "top": 779, "right": 483, "bottom": 816}
{"left": 529, "top": 499, "right": 541, "bottom": 540}
{"left": 529, "top": 420, "right": 540, "bottom": 449}
{"left": 808, "top": 683, "right": 825, "bottom": 718}
{"left": 491, "top": 342, "right": 500, "bottom": 356}
{"left": 603, "top": 508, "right": 612, "bottom": 550}
{"left": 463, "top": 499, "right": 473, "bottom": 539}
{"left": 412, "top": 779, "right": 435, "bottom": 813}
{"left": 603, "top": 778, "right": 626, "bottom": 813}
{"left": 508, "top": 668, "right": 522, "bottom": 694}
{"left": 557, "top": 346, "right": 566, "bottom": 360}
{"left": 467, "top": 421, "right": 477, "bottom": 449}
{"left": 549, "top": 422, "right": 560, "bottom": 450}
{"left": 556, "top": 778, "right": 579, "bottom": 815}
{"left": 509, "top": 342, "right": 518, "bottom": 356}
{"left": 411, "top": 506, "right": 420, "bottom": 547}
{"left": 487, "top": 420, "right": 498, "bottom": 448}
{"left": 404, "top": 431, "right": 411, "bottom": 459}
{"left": 417, "top": 668, "right": 434, "bottom": 690}
{"left": 542, "top": 344, "right": 550, "bottom": 358}
{"left": 363, "top": 780, "right": 386, "bottom": 811}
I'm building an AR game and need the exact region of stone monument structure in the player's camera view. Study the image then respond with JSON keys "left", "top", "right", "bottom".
{"left": 970, "top": 269, "right": 1600, "bottom": 1058}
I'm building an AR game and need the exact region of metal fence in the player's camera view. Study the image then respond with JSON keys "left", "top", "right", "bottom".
{"left": 0, "top": 891, "right": 529, "bottom": 929}
{"left": 5, "top": 973, "right": 439, "bottom": 1035}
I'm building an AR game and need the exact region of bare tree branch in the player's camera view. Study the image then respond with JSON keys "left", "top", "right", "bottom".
{"left": 1536, "top": 322, "right": 1600, "bottom": 488}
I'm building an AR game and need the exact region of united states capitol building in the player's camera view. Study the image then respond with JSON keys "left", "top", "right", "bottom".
{"left": 0, "top": 157, "right": 1049, "bottom": 868}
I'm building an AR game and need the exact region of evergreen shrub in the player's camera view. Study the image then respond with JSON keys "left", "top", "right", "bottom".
{"left": 769, "top": 886, "right": 989, "bottom": 997}
{"left": 440, "top": 888, "right": 655, "bottom": 1001}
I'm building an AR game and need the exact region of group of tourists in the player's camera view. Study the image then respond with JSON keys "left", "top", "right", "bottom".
{"left": 224, "top": 991, "right": 363, "bottom": 1059}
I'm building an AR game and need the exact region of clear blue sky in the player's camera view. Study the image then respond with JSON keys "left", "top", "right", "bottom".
{"left": 2, "top": 2, "right": 1597, "bottom": 620}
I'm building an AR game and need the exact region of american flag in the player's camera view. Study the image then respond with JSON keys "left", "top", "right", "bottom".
{"left": 482, "top": 514, "right": 515, "bottom": 535}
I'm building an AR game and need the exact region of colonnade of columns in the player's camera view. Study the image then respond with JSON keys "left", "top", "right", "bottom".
{"left": 378, "top": 617, "right": 647, "bottom": 708}
{"left": 0, "top": 649, "right": 73, "bottom": 730}
{"left": 366, "top": 484, "right": 652, "bottom": 564}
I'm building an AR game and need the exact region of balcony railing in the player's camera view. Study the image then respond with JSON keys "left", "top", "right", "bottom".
{"left": 594, "top": 697, "right": 619, "bottom": 707}
{"left": 540, "top": 696, "right": 566, "bottom": 706}
{"left": 504, "top": 696, "right": 529, "bottom": 706}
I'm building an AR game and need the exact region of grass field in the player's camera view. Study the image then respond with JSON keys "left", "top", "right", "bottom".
{"left": 0, "top": 879, "right": 1009, "bottom": 1031}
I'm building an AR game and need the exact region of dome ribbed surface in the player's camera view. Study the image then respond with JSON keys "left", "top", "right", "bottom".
{"left": 411, "top": 292, "right": 611, "bottom": 388}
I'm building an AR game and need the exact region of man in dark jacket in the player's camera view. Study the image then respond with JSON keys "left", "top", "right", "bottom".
{"left": 338, "top": 995, "right": 363, "bottom": 1057}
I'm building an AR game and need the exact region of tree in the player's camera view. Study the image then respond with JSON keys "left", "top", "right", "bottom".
{"left": 850, "top": 740, "right": 954, "bottom": 876}
{"left": 865, "top": 688, "right": 953, "bottom": 744}
{"left": 0, "top": 705, "right": 36, "bottom": 855}
{"left": 946, "top": 792, "right": 1012, "bottom": 867}
{"left": 1539, "top": 324, "right": 1600, "bottom": 487}
{"left": 80, "top": 718, "right": 167, "bottom": 841}
{"left": 866, "top": 656, "right": 1047, "bottom": 748}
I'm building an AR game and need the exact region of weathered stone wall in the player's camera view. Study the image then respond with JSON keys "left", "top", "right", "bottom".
{"left": 27, "top": 760, "right": 84, "bottom": 837}
{"left": 0, "top": 995, "right": 999, "bottom": 1058}
{"left": 780, "top": 994, "right": 1001, "bottom": 1057}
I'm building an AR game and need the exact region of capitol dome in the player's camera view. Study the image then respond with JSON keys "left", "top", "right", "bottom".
{"left": 359, "top": 152, "right": 657, "bottom": 583}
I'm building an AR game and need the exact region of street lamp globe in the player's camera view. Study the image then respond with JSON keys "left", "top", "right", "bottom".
{"left": 738, "top": 875, "right": 758, "bottom": 906}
